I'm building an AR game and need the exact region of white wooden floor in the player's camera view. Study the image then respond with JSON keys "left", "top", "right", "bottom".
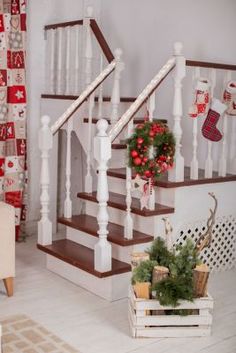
{"left": 0, "top": 236, "right": 235, "bottom": 353}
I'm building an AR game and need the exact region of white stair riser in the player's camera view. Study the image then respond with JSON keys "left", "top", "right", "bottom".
{"left": 108, "top": 176, "right": 175, "bottom": 207}
{"left": 66, "top": 226, "right": 150, "bottom": 263}
{"left": 84, "top": 200, "right": 171, "bottom": 235}
{"left": 46, "top": 254, "right": 131, "bottom": 301}
{"left": 109, "top": 149, "right": 126, "bottom": 168}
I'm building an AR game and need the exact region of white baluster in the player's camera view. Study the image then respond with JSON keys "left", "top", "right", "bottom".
{"left": 74, "top": 25, "right": 80, "bottom": 94}
{"left": 64, "top": 119, "right": 73, "bottom": 218}
{"left": 49, "top": 29, "right": 56, "bottom": 94}
{"left": 111, "top": 48, "right": 125, "bottom": 126}
{"left": 190, "top": 67, "right": 200, "bottom": 180}
{"left": 84, "top": 6, "right": 93, "bottom": 87}
{"left": 205, "top": 69, "right": 216, "bottom": 178}
{"left": 98, "top": 54, "right": 104, "bottom": 119}
{"left": 124, "top": 120, "right": 134, "bottom": 240}
{"left": 85, "top": 92, "right": 95, "bottom": 193}
{"left": 94, "top": 119, "right": 112, "bottom": 272}
{"left": 56, "top": 27, "right": 63, "bottom": 94}
{"left": 65, "top": 26, "right": 71, "bottom": 95}
{"left": 168, "top": 42, "right": 186, "bottom": 182}
{"left": 38, "top": 116, "right": 53, "bottom": 246}
{"left": 147, "top": 93, "right": 156, "bottom": 210}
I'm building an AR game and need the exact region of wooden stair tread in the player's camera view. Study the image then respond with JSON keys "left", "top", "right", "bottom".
{"left": 58, "top": 214, "right": 154, "bottom": 246}
{"left": 37, "top": 239, "right": 131, "bottom": 278}
{"left": 83, "top": 118, "right": 167, "bottom": 125}
{"left": 41, "top": 94, "right": 137, "bottom": 102}
{"left": 77, "top": 191, "right": 174, "bottom": 216}
{"left": 107, "top": 167, "right": 236, "bottom": 188}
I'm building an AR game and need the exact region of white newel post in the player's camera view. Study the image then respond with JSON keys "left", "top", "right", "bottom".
{"left": 94, "top": 119, "right": 112, "bottom": 272}
{"left": 65, "top": 26, "right": 71, "bottom": 95}
{"left": 38, "top": 116, "right": 53, "bottom": 246}
{"left": 168, "top": 42, "right": 186, "bottom": 182}
{"left": 56, "top": 27, "right": 63, "bottom": 94}
{"left": 84, "top": 6, "right": 93, "bottom": 87}
{"left": 124, "top": 120, "right": 134, "bottom": 239}
{"left": 147, "top": 93, "right": 156, "bottom": 210}
{"left": 64, "top": 119, "right": 73, "bottom": 218}
{"left": 111, "top": 48, "right": 124, "bottom": 126}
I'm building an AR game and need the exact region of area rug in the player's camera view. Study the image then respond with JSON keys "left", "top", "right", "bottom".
{"left": 0, "top": 315, "right": 79, "bottom": 353}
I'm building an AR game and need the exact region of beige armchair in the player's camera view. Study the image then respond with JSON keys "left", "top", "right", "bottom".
{"left": 0, "top": 202, "right": 15, "bottom": 297}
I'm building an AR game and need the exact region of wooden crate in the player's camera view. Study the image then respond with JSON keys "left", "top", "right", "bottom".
{"left": 128, "top": 286, "right": 214, "bottom": 338}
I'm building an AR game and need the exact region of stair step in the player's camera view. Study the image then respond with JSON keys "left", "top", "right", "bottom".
{"left": 41, "top": 95, "right": 137, "bottom": 102}
{"left": 58, "top": 214, "right": 154, "bottom": 246}
{"left": 111, "top": 143, "right": 127, "bottom": 150}
{"left": 37, "top": 239, "right": 131, "bottom": 278}
{"left": 83, "top": 117, "right": 167, "bottom": 125}
{"left": 107, "top": 167, "right": 236, "bottom": 188}
{"left": 77, "top": 191, "right": 174, "bottom": 216}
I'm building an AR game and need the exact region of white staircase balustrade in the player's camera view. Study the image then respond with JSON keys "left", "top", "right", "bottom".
{"left": 85, "top": 92, "right": 95, "bottom": 193}
{"left": 205, "top": 69, "right": 216, "bottom": 178}
{"left": 64, "top": 119, "right": 73, "bottom": 218}
{"left": 65, "top": 26, "right": 71, "bottom": 95}
{"left": 190, "top": 67, "right": 201, "bottom": 180}
{"left": 147, "top": 93, "right": 156, "bottom": 210}
{"left": 168, "top": 42, "right": 186, "bottom": 182}
{"left": 84, "top": 6, "right": 93, "bottom": 87}
{"left": 111, "top": 48, "right": 125, "bottom": 126}
{"left": 56, "top": 27, "right": 63, "bottom": 94}
{"left": 97, "top": 54, "right": 104, "bottom": 119}
{"left": 219, "top": 70, "right": 232, "bottom": 176}
{"left": 74, "top": 25, "right": 81, "bottom": 95}
{"left": 38, "top": 116, "right": 53, "bottom": 246}
{"left": 94, "top": 119, "right": 112, "bottom": 272}
{"left": 124, "top": 120, "right": 134, "bottom": 239}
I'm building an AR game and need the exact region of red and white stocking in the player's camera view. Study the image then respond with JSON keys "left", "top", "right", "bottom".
{"left": 223, "top": 80, "right": 236, "bottom": 116}
{"left": 189, "top": 78, "right": 210, "bottom": 118}
{"left": 201, "top": 98, "right": 227, "bottom": 142}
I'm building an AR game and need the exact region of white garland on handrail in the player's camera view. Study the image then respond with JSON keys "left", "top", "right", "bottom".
{"left": 51, "top": 60, "right": 116, "bottom": 134}
{"left": 108, "top": 57, "right": 176, "bottom": 142}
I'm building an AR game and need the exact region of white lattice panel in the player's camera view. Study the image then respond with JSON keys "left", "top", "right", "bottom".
{"left": 174, "top": 215, "right": 236, "bottom": 272}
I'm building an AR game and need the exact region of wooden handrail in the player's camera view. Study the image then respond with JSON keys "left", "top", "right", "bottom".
{"left": 51, "top": 61, "right": 116, "bottom": 135}
{"left": 108, "top": 57, "right": 176, "bottom": 142}
{"left": 186, "top": 60, "right": 236, "bottom": 71}
{"left": 45, "top": 20, "right": 83, "bottom": 31}
{"left": 90, "top": 20, "right": 114, "bottom": 63}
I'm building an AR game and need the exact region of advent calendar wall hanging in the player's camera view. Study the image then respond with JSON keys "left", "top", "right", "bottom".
{"left": 0, "top": 0, "right": 27, "bottom": 241}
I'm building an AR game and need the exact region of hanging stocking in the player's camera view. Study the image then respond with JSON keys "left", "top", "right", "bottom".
{"left": 223, "top": 81, "right": 236, "bottom": 116}
{"left": 201, "top": 98, "right": 227, "bottom": 142}
{"left": 189, "top": 78, "right": 210, "bottom": 118}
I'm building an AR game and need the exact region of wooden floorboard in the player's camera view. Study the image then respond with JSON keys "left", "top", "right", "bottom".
{"left": 107, "top": 167, "right": 236, "bottom": 188}
{"left": 37, "top": 239, "right": 131, "bottom": 278}
{"left": 77, "top": 191, "right": 175, "bottom": 216}
{"left": 58, "top": 214, "right": 154, "bottom": 246}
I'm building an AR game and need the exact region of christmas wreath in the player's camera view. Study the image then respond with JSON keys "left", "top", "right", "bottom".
{"left": 127, "top": 120, "right": 175, "bottom": 179}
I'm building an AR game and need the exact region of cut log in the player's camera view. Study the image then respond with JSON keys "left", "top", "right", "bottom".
{"left": 133, "top": 282, "right": 151, "bottom": 299}
{"left": 193, "top": 264, "right": 210, "bottom": 298}
{"left": 131, "top": 252, "right": 150, "bottom": 271}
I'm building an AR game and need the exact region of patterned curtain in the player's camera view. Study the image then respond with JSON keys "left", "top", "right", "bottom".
{"left": 0, "top": 0, "right": 27, "bottom": 241}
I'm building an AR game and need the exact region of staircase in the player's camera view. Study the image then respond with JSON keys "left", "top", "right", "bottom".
{"left": 37, "top": 8, "right": 236, "bottom": 301}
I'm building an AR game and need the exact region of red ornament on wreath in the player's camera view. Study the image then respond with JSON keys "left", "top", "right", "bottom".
{"left": 127, "top": 120, "right": 175, "bottom": 180}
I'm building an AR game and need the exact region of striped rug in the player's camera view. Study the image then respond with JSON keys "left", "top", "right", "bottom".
{"left": 0, "top": 315, "right": 79, "bottom": 353}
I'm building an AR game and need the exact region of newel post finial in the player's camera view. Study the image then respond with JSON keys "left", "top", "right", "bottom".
{"left": 174, "top": 41, "right": 183, "bottom": 56}
{"left": 86, "top": 5, "right": 93, "bottom": 18}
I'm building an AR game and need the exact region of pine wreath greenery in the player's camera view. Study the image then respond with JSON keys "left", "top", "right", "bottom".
{"left": 127, "top": 120, "right": 175, "bottom": 179}
{"left": 131, "top": 260, "right": 158, "bottom": 285}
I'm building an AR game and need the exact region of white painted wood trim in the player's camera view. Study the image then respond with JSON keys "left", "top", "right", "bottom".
{"left": 65, "top": 26, "right": 71, "bottom": 95}
{"left": 56, "top": 27, "right": 63, "bottom": 95}
{"left": 74, "top": 25, "right": 80, "bottom": 94}
{"left": 111, "top": 48, "right": 124, "bottom": 126}
{"left": 85, "top": 93, "right": 95, "bottom": 193}
{"left": 64, "top": 119, "right": 73, "bottom": 218}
